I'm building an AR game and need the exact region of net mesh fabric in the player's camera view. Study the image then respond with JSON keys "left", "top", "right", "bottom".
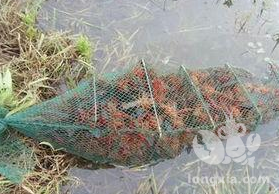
{"left": 235, "top": 64, "right": 279, "bottom": 122}
{"left": 1, "top": 61, "right": 279, "bottom": 182}
{"left": 0, "top": 137, "right": 35, "bottom": 184}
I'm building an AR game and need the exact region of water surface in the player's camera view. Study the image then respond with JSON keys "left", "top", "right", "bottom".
{"left": 38, "top": 0, "right": 279, "bottom": 193}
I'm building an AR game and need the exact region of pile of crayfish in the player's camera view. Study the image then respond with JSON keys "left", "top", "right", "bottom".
{"left": 44, "top": 62, "right": 279, "bottom": 166}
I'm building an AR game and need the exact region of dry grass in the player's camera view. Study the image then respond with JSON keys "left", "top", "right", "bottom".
{"left": 0, "top": 136, "right": 79, "bottom": 194}
{"left": 0, "top": 0, "right": 95, "bottom": 193}
{"left": 0, "top": 0, "right": 93, "bottom": 109}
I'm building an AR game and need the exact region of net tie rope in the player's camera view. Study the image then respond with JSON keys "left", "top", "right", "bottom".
{"left": 0, "top": 108, "right": 8, "bottom": 141}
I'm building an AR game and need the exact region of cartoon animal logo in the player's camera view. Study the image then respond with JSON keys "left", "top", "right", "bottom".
{"left": 193, "top": 114, "right": 261, "bottom": 167}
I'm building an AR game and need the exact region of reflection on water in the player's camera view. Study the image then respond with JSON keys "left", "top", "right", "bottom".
{"left": 39, "top": 0, "right": 279, "bottom": 74}
{"left": 63, "top": 120, "right": 279, "bottom": 194}
{"left": 38, "top": 0, "right": 279, "bottom": 193}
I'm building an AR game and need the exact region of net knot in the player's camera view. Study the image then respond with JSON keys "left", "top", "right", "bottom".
{"left": 0, "top": 119, "right": 7, "bottom": 128}
{"left": 0, "top": 118, "right": 7, "bottom": 133}
{"left": 0, "top": 108, "right": 9, "bottom": 141}
{"left": 0, "top": 119, "right": 7, "bottom": 143}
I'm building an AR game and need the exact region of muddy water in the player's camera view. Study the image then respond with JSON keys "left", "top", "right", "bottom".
{"left": 39, "top": 0, "right": 279, "bottom": 74}
{"left": 38, "top": 0, "right": 279, "bottom": 193}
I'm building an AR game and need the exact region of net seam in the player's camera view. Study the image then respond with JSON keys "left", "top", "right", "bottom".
{"left": 141, "top": 59, "right": 162, "bottom": 137}
{"left": 181, "top": 65, "right": 216, "bottom": 130}
{"left": 226, "top": 63, "right": 262, "bottom": 127}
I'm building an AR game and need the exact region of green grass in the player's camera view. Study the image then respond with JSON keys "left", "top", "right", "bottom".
{"left": 21, "top": 0, "right": 44, "bottom": 39}
{"left": 76, "top": 35, "right": 93, "bottom": 63}
{"left": 0, "top": 67, "right": 16, "bottom": 108}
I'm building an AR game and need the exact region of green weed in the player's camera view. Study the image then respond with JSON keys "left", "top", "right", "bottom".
{"left": 76, "top": 35, "right": 93, "bottom": 63}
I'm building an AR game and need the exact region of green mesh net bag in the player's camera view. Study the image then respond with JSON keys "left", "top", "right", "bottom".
{"left": 235, "top": 64, "right": 279, "bottom": 122}
{"left": 0, "top": 136, "right": 35, "bottom": 184}
{"left": 0, "top": 61, "right": 278, "bottom": 176}
{"left": 0, "top": 108, "right": 9, "bottom": 141}
{"left": 186, "top": 64, "right": 262, "bottom": 131}
{"left": 0, "top": 107, "right": 35, "bottom": 184}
